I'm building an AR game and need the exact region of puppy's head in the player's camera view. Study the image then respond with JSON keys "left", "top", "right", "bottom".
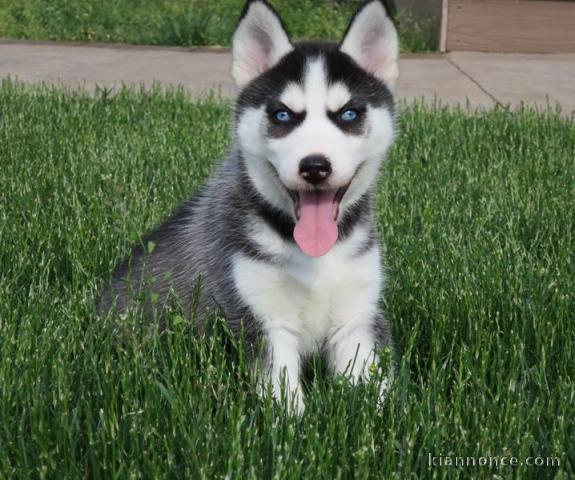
{"left": 233, "top": 0, "right": 399, "bottom": 257}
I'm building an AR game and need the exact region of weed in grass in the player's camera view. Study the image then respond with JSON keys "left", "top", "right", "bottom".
{"left": 0, "top": 80, "right": 573, "bottom": 478}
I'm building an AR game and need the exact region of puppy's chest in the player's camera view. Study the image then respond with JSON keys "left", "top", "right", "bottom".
{"left": 232, "top": 248, "right": 380, "bottom": 351}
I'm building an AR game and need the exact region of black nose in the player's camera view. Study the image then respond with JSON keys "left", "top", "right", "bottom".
{"left": 299, "top": 155, "right": 332, "bottom": 185}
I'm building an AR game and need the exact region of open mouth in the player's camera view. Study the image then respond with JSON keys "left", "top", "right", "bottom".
{"left": 287, "top": 184, "right": 350, "bottom": 258}
{"left": 288, "top": 185, "right": 349, "bottom": 222}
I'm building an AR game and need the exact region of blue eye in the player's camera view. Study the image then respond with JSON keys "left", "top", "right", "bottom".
{"left": 340, "top": 109, "right": 359, "bottom": 122}
{"left": 274, "top": 110, "right": 292, "bottom": 123}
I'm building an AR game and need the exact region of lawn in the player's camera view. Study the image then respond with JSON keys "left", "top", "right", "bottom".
{"left": 0, "top": 80, "right": 573, "bottom": 478}
{"left": 0, "top": 0, "right": 437, "bottom": 53}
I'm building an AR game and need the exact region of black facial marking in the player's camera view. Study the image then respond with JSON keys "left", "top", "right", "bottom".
{"left": 266, "top": 102, "right": 306, "bottom": 138}
{"left": 353, "top": 223, "right": 378, "bottom": 258}
{"left": 238, "top": 162, "right": 296, "bottom": 242}
{"left": 338, "top": 193, "right": 372, "bottom": 239}
{"left": 327, "top": 105, "right": 367, "bottom": 136}
{"left": 254, "top": 200, "right": 295, "bottom": 241}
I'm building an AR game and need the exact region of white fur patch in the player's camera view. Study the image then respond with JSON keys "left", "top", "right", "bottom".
{"left": 280, "top": 83, "right": 306, "bottom": 113}
{"left": 236, "top": 107, "right": 295, "bottom": 216}
{"left": 340, "top": 105, "right": 395, "bottom": 210}
{"left": 326, "top": 82, "right": 352, "bottom": 112}
{"left": 233, "top": 222, "right": 383, "bottom": 410}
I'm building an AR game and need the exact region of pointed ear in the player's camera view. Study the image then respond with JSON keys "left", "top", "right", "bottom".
{"left": 232, "top": 1, "right": 293, "bottom": 87}
{"left": 340, "top": 0, "right": 399, "bottom": 89}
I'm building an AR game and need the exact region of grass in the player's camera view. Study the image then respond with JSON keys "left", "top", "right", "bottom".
{"left": 0, "top": 80, "right": 574, "bottom": 478}
{"left": 0, "top": 0, "right": 437, "bottom": 52}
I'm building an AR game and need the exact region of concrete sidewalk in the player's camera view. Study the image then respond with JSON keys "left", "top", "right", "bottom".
{"left": 1, "top": 41, "right": 574, "bottom": 113}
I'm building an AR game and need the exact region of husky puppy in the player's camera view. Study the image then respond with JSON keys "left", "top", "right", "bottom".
{"left": 103, "top": 0, "right": 399, "bottom": 412}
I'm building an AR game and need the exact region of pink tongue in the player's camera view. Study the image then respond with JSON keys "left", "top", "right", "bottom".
{"left": 293, "top": 190, "right": 339, "bottom": 257}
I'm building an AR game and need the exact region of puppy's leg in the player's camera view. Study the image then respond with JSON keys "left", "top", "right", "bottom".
{"left": 263, "top": 327, "right": 304, "bottom": 414}
{"left": 232, "top": 256, "right": 305, "bottom": 413}
{"left": 328, "top": 312, "right": 393, "bottom": 402}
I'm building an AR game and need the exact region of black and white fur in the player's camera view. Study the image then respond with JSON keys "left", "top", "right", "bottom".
{"left": 103, "top": 0, "right": 399, "bottom": 413}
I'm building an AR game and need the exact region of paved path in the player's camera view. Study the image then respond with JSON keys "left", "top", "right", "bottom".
{"left": 1, "top": 41, "right": 574, "bottom": 113}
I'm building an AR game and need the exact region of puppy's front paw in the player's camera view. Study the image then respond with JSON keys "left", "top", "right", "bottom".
{"left": 274, "top": 381, "right": 305, "bottom": 416}
{"left": 257, "top": 375, "right": 305, "bottom": 415}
